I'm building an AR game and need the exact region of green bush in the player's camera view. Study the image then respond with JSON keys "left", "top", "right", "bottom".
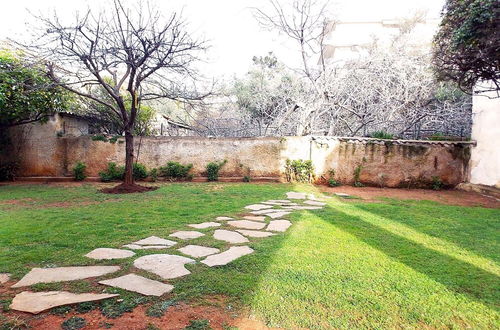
{"left": 133, "top": 163, "right": 148, "bottom": 180}
{"left": 73, "top": 162, "right": 87, "bottom": 181}
{"left": 206, "top": 160, "right": 227, "bottom": 181}
{"left": 328, "top": 178, "right": 340, "bottom": 187}
{"left": 371, "top": 131, "right": 394, "bottom": 139}
{"left": 0, "top": 161, "right": 18, "bottom": 181}
{"left": 353, "top": 165, "right": 364, "bottom": 187}
{"left": 243, "top": 175, "right": 251, "bottom": 182}
{"left": 432, "top": 176, "right": 443, "bottom": 190}
{"left": 91, "top": 134, "right": 108, "bottom": 142}
{"left": 149, "top": 168, "right": 158, "bottom": 182}
{"left": 159, "top": 161, "right": 193, "bottom": 180}
{"left": 99, "top": 162, "right": 124, "bottom": 182}
{"left": 285, "top": 159, "right": 314, "bottom": 183}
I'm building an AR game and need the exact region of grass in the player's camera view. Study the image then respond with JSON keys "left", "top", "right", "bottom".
{"left": 0, "top": 182, "right": 499, "bottom": 329}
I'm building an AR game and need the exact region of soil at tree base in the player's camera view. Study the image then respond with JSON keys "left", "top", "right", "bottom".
{"left": 100, "top": 183, "right": 158, "bottom": 194}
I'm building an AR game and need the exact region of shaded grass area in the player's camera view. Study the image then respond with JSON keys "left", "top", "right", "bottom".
{"left": 0, "top": 183, "right": 499, "bottom": 328}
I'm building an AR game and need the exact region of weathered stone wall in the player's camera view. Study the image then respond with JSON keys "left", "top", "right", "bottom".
{"left": 8, "top": 131, "right": 473, "bottom": 188}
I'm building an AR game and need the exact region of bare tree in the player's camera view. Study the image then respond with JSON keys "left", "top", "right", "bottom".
{"left": 24, "top": 0, "right": 208, "bottom": 191}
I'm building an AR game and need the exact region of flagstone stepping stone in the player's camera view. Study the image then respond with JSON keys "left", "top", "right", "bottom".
{"left": 216, "top": 216, "right": 233, "bottom": 221}
{"left": 308, "top": 194, "right": 317, "bottom": 200}
{"left": 10, "top": 291, "right": 119, "bottom": 314}
{"left": 178, "top": 245, "right": 220, "bottom": 258}
{"left": 188, "top": 222, "right": 221, "bottom": 229}
{"left": 123, "top": 244, "right": 170, "bottom": 250}
{"left": 169, "top": 231, "right": 205, "bottom": 240}
{"left": 250, "top": 208, "right": 282, "bottom": 215}
{"left": 99, "top": 274, "right": 173, "bottom": 296}
{"left": 267, "top": 199, "right": 293, "bottom": 203}
{"left": 282, "top": 205, "right": 323, "bottom": 210}
{"left": 286, "top": 192, "right": 307, "bottom": 199}
{"left": 201, "top": 246, "right": 254, "bottom": 267}
{"left": 85, "top": 248, "right": 135, "bottom": 260}
{"left": 262, "top": 201, "right": 298, "bottom": 206}
{"left": 213, "top": 230, "right": 249, "bottom": 243}
{"left": 133, "top": 254, "right": 196, "bottom": 279}
{"left": 228, "top": 220, "right": 266, "bottom": 230}
{"left": 0, "top": 273, "right": 10, "bottom": 284}
{"left": 245, "top": 204, "right": 273, "bottom": 211}
{"left": 335, "top": 192, "right": 350, "bottom": 197}
{"left": 267, "top": 220, "right": 292, "bottom": 232}
{"left": 133, "top": 236, "right": 177, "bottom": 247}
{"left": 12, "top": 266, "right": 120, "bottom": 288}
{"left": 243, "top": 216, "right": 266, "bottom": 222}
{"left": 236, "top": 230, "right": 276, "bottom": 238}
{"left": 304, "top": 200, "right": 326, "bottom": 206}
{"left": 264, "top": 211, "right": 291, "bottom": 218}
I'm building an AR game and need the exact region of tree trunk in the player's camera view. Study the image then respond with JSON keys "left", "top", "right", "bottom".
{"left": 124, "top": 130, "right": 134, "bottom": 185}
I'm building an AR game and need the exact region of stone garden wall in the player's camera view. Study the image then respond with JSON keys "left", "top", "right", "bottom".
{"left": 9, "top": 132, "right": 474, "bottom": 188}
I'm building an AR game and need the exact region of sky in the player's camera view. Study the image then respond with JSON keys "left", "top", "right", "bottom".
{"left": 0, "top": 0, "right": 445, "bottom": 78}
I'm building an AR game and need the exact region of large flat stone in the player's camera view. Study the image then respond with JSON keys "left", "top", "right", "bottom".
{"left": 10, "top": 291, "right": 118, "bottom": 314}
{"left": 250, "top": 209, "right": 283, "bottom": 215}
{"left": 304, "top": 200, "right": 326, "bottom": 206}
{"left": 243, "top": 215, "right": 266, "bottom": 222}
{"left": 133, "top": 254, "right": 195, "bottom": 279}
{"left": 215, "top": 216, "right": 233, "bottom": 221}
{"left": 228, "top": 220, "right": 266, "bottom": 230}
{"left": 123, "top": 244, "right": 170, "bottom": 250}
{"left": 286, "top": 192, "right": 307, "bottom": 199}
{"left": 262, "top": 201, "right": 298, "bottom": 206}
{"left": 282, "top": 205, "right": 322, "bottom": 210}
{"left": 201, "top": 246, "right": 254, "bottom": 267}
{"left": 213, "top": 230, "right": 249, "bottom": 244}
{"left": 85, "top": 248, "right": 135, "bottom": 260}
{"left": 267, "top": 220, "right": 292, "bottom": 232}
{"left": 0, "top": 273, "right": 10, "bottom": 284}
{"left": 12, "top": 266, "right": 120, "bottom": 288}
{"left": 133, "top": 236, "right": 177, "bottom": 247}
{"left": 245, "top": 204, "right": 273, "bottom": 211}
{"left": 169, "top": 231, "right": 205, "bottom": 240}
{"left": 188, "top": 222, "right": 221, "bottom": 229}
{"left": 178, "top": 245, "right": 220, "bottom": 258}
{"left": 99, "top": 274, "right": 173, "bottom": 296}
{"left": 264, "top": 211, "right": 291, "bottom": 218}
{"left": 236, "top": 230, "right": 275, "bottom": 238}
{"left": 267, "top": 200, "right": 293, "bottom": 203}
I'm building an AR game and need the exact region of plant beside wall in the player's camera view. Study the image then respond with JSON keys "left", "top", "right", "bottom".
{"left": 285, "top": 159, "right": 314, "bottom": 183}
{"left": 99, "top": 162, "right": 124, "bottom": 182}
{"left": 353, "top": 165, "right": 364, "bottom": 187}
{"left": 0, "top": 162, "right": 18, "bottom": 181}
{"left": 159, "top": 162, "right": 193, "bottom": 181}
{"left": 73, "top": 162, "right": 87, "bottom": 181}
{"left": 206, "top": 160, "right": 227, "bottom": 182}
{"left": 432, "top": 176, "right": 443, "bottom": 190}
{"left": 328, "top": 169, "right": 340, "bottom": 187}
{"left": 149, "top": 168, "right": 158, "bottom": 182}
{"left": 133, "top": 163, "right": 148, "bottom": 180}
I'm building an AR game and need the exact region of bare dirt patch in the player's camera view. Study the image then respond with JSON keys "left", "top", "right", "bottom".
{"left": 101, "top": 183, "right": 159, "bottom": 194}
{"left": 320, "top": 186, "right": 500, "bottom": 208}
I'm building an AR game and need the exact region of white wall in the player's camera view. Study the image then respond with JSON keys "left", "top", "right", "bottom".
{"left": 469, "top": 90, "right": 500, "bottom": 188}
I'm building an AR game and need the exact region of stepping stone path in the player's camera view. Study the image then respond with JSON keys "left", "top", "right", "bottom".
{"left": 178, "top": 245, "right": 220, "bottom": 258}
{"left": 85, "top": 248, "right": 135, "bottom": 260}
{"left": 228, "top": 220, "right": 266, "bottom": 230}
{"left": 10, "top": 291, "right": 119, "bottom": 314}
{"left": 237, "top": 230, "right": 275, "bottom": 238}
{"left": 134, "top": 254, "right": 195, "bottom": 279}
{"left": 9, "top": 191, "right": 325, "bottom": 314}
{"left": 169, "top": 231, "right": 205, "bottom": 240}
{"left": 0, "top": 273, "right": 10, "bottom": 284}
{"left": 188, "top": 222, "right": 221, "bottom": 229}
{"left": 245, "top": 204, "right": 273, "bottom": 210}
{"left": 12, "top": 266, "right": 120, "bottom": 288}
{"left": 99, "top": 274, "right": 173, "bottom": 296}
{"left": 267, "top": 220, "right": 292, "bottom": 232}
{"left": 243, "top": 215, "right": 266, "bottom": 221}
{"left": 213, "top": 229, "right": 249, "bottom": 243}
{"left": 201, "top": 246, "right": 254, "bottom": 267}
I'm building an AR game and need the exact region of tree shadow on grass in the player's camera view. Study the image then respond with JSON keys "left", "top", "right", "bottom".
{"left": 318, "top": 203, "right": 500, "bottom": 313}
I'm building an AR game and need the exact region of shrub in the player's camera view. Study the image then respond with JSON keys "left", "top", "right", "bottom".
{"left": 133, "top": 163, "right": 148, "bottom": 180}
{"left": 73, "top": 162, "right": 87, "bottom": 181}
{"left": 91, "top": 134, "right": 108, "bottom": 142}
{"left": 285, "top": 159, "right": 314, "bottom": 183}
{"left": 432, "top": 176, "right": 443, "bottom": 190}
{"left": 327, "top": 169, "right": 340, "bottom": 187}
{"left": 371, "top": 131, "right": 394, "bottom": 139}
{"left": 149, "top": 168, "right": 158, "bottom": 182}
{"left": 353, "top": 165, "right": 364, "bottom": 187}
{"left": 99, "top": 162, "right": 124, "bottom": 182}
{"left": 159, "top": 161, "right": 193, "bottom": 180}
{"left": 243, "top": 175, "right": 251, "bottom": 182}
{"left": 206, "top": 160, "right": 227, "bottom": 181}
{"left": 0, "top": 161, "right": 18, "bottom": 181}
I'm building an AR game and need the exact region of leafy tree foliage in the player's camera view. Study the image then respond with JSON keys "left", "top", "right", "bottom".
{"left": 0, "top": 50, "right": 69, "bottom": 128}
{"left": 433, "top": 0, "right": 500, "bottom": 93}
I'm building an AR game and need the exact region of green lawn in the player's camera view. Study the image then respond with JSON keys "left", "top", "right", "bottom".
{"left": 0, "top": 183, "right": 499, "bottom": 329}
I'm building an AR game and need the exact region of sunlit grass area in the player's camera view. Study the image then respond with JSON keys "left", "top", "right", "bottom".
{"left": 0, "top": 183, "right": 498, "bottom": 328}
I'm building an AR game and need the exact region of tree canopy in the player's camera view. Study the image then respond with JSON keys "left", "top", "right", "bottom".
{"left": 433, "top": 0, "right": 500, "bottom": 94}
